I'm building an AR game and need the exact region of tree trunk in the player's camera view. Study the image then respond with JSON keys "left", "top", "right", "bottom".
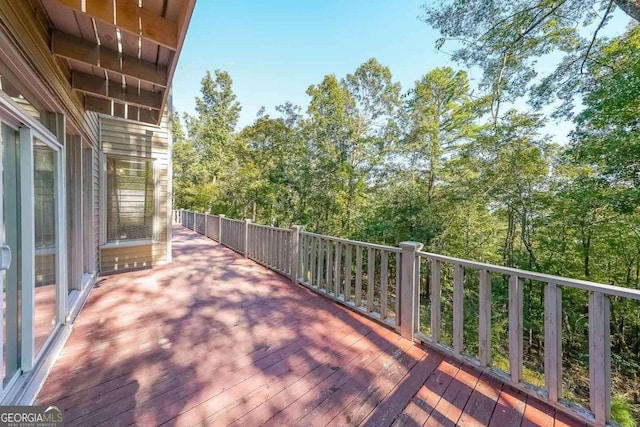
{"left": 614, "top": 0, "right": 640, "bottom": 21}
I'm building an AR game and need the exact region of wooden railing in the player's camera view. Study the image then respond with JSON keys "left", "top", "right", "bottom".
{"left": 299, "top": 231, "right": 401, "bottom": 328}
{"left": 174, "top": 209, "right": 640, "bottom": 426}
{"left": 172, "top": 209, "right": 182, "bottom": 225}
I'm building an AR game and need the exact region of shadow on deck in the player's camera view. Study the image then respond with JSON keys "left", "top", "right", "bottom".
{"left": 36, "top": 226, "right": 586, "bottom": 426}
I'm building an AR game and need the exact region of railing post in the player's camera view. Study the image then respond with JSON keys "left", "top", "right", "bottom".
{"left": 244, "top": 219, "right": 251, "bottom": 257}
{"left": 290, "top": 226, "right": 303, "bottom": 284}
{"left": 399, "top": 241, "right": 423, "bottom": 341}
{"left": 219, "top": 214, "right": 225, "bottom": 244}
{"left": 544, "top": 282, "right": 562, "bottom": 403}
{"left": 589, "top": 291, "right": 611, "bottom": 425}
{"left": 205, "top": 213, "right": 209, "bottom": 238}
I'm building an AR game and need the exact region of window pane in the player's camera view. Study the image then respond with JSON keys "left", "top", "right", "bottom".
{"left": 3, "top": 124, "right": 21, "bottom": 384}
{"left": 34, "top": 139, "right": 58, "bottom": 356}
{"left": 107, "top": 158, "right": 154, "bottom": 241}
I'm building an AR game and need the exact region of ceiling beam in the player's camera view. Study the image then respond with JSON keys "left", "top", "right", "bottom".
{"left": 71, "top": 71, "right": 163, "bottom": 110}
{"left": 52, "top": 31, "right": 168, "bottom": 87}
{"left": 54, "top": 0, "right": 178, "bottom": 50}
{"left": 158, "top": 0, "right": 197, "bottom": 126}
{"left": 84, "top": 95, "right": 159, "bottom": 125}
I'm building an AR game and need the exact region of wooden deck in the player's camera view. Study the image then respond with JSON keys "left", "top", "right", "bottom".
{"left": 36, "top": 226, "right": 586, "bottom": 426}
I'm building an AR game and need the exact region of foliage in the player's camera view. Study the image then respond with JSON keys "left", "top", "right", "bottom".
{"left": 612, "top": 395, "right": 637, "bottom": 427}
{"left": 422, "top": 0, "right": 638, "bottom": 121}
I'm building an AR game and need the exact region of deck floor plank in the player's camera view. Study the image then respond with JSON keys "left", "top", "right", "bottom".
{"left": 35, "top": 226, "right": 588, "bottom": 427}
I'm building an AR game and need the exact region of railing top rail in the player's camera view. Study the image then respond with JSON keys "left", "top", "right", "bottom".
{"left": 417, "top": 250, "right": 640, "bottom": 300}
{"left": 248, "top": 222, "right": 291, "bottom": 232}
{"left": 220, "top": 217, "right": 245, "bottom": 224}
{"left": 301, "top": 230, "right": 402, "bottom": 253}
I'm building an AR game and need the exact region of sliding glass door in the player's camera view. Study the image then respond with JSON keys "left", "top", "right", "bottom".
{"left": 0, "top": 102, "right": 66, "bottom": 397}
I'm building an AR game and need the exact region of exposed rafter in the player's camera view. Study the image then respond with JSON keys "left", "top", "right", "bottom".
{"left": 72, "top": 71, "right": 162, "bottom": 110}
{"left": 54, "top": 0, "right": 179, "bottom": 50}
{"left": 84, "top": 95, "right": 159, "bottom": 125}
{"left": 52, "top": 31, "right": 168, "bottom": 87}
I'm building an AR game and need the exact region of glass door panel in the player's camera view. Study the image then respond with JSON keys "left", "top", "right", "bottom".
{"left": 33, "top": 139, "right": 57, "bottom": 357}
{"left": 2, "top": 123, "right": 21, "bottom": 386}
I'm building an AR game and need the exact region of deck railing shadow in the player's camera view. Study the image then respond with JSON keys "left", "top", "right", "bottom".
{"left": 39, "top": 226, "right": 418, "bottom": 425}
{"left": 177, "top": 209, "right": 640, "bottom": 426}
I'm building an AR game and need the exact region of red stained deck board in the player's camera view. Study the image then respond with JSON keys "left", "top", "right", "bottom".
{"left": 35, "top": 226, "right": 588, "bottom": 427}
{"left": 392, "top": 359, "right": 462, "bottom": 426}
{"left": 489, "top": 385, "right": 527, "bottom": 426}
{"left": 260, "top": 329, "right": 406, "bottom": 427}
{"left": 167, "top": 317, "right": 390, "bottom": 426}
{"left": 522, "top": 394, "right": 557, "bottom": 427}
{"left": 75, "top": 310, "right": 372, "bottom": 425}
{"left": 211, "top": 328, "right": 401, "bottom": 426}
{"left": 456, "top": 372, "right": 502, "bottom": 426}
{"left": 330, "top": 345, "right": 433, "bottom": 426}
{"left": 422, "top": 363, "right": 480, "bottom": 427}
{"left": 294, "top": 336, "right": 421, "bottom": 426}
{"left": 361, "top": 350, "right": 444, "bottom": 427}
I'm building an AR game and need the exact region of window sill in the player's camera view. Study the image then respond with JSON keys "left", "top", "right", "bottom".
{"left": 100, "top": 239, "right": 154, "bottom": 249}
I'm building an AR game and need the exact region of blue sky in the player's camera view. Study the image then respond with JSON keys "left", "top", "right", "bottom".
{"left": 172, "top": 1, "right": 630, "bottom": 142}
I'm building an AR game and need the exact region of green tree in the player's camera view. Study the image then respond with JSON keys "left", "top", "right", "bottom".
{"left": 422, "top": 0, "right": 638, "bottom": 120}
{"left": 180, "top": 70, "right": 242, "bottom": 211}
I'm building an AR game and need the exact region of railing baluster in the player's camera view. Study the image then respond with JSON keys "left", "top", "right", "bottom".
{"left": 431, "top": 259, "right": 441, "bottom": 342}
{"left": 310, "top": 236, "right": 317, "bottom": 286}
{"left": 395, "top": 252, "right": 401, "bottom": 323}
{"left": 316, "top": 238, "right": 324, "bottom": 289}
{"left": 272, "top": 228, "right": 277, "bottom": 268}
{"left": 219, "top": 215, "right": 224, "bottom": 244}
{"left": 509, "top": 274, "right": 523, "bottom": 383}
{"left": 544, "top": 282, "right": 562, "bottom": 403}
{"left": 243, "top": 219, "right": 250, "bottom": 257}
{"left": 264, "top": 227, "right": 268, "bottom": 264}
{"left": 355, "top": 246, "right": 363, "bottom": 307}
{"left": 266, "top": 227, "right": 270, "bottom": 265}
{"left": 345, "top": 244, "right": 352, "bottom": 303}
{"left": 285, "top": 231, "right": 289, "bottom": 274}
{"left": 326, "top": 241, "right": 333, "bottom": 295}
{"left": 261, "top": 225, "right": 264, "bottom": 259}
{"left": 479, "top": 270, "right": 492, "bottom": 367}
{"left": 367, "top": 248, "right": 375, "bottom": 312}
{"left": 290, "top": 227, "right": 300, "bottom": 282}
{"left": 334, "top": 243, "right": 342, "bottom": 298}
{"left": 273, "top": 230, "right": 282, "bottom": 271}
{"left": 301, "top": 234, "right": 308, "bottom": 282}
{"left": 589, "top": 291, "right": 611, "bottom": 425}
{"left": 453, "top": 263, "right": 464, "bottom": 355}
{"left": 380, "top": 250, "right": 388, "bottom": 320}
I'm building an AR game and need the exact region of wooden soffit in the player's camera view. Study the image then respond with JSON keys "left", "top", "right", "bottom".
{"left": 41, "top": 0, "right": 196, "bottom": 125}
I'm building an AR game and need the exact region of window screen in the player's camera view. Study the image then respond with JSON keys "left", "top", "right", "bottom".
{"left": 107, "top": 157, "right": 154, "bottom": 241}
